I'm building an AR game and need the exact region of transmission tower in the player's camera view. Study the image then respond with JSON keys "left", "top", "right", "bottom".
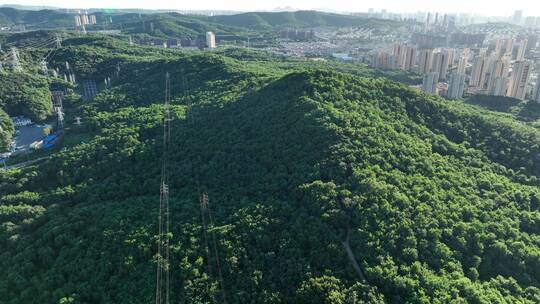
{"left": 199, "top": 193, "right": 213, "bottom": 277}
{"left": 156, "top": 72, "right": 172, "bottom": 304}
{"left": 41, "top": 60, "right": 48, "bottom": 75}
{"left": 64, "top": 62, "right": 76, "bottom": 84}
{"left": 57, "top": 109, "right": 64, "bottom": 129}
{"left": 182, "top": 73, "right": 193, "bottom": 125}
{"left": 10, "top": 48, "right": 22, "bottom": 72}
{"left": 55, "top": 34, "right": 62, "bottom": 48}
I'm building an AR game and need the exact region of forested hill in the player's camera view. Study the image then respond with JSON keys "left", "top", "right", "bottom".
{"left": 1, "top": 36, "right": 540, "bottom": 303}
{"left": 0, "top": 7, "right": 403, "bottom": 34}
{"left": 0, "top": 7, "right": 74, "bottom": 28}
{"left": 207, "top": 11, "right": 402, "bottom": 30}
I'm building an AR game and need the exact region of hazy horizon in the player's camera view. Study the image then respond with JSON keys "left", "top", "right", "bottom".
{"left": 1, "top": 0, "right": 538, "bottom": 16}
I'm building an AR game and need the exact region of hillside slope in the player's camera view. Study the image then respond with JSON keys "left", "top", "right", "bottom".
{"left": 0, "top": 7, "right": 73, "bottom": 28}
{"left": 208, "top": 10, "right": 402, "bottom": 30}
{"left": 0, "top": 108, "right": 13, "bottom": 151}
{"left": 1, "top": 55, "right": 540, "bottom": 304}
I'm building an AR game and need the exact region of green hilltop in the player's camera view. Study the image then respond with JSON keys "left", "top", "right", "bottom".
{"left": 0, "top": 7, "right": 74, "bottom": 28}
{"left": 208, "top": 10, "right": 402, "bottom": 30}
{"left": 0, "top": 35, "right": 540, "bottom": 303}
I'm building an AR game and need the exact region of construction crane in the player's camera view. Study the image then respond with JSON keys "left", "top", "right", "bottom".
{"left": 155, "top": 72, "right": 172, "bottom": 304}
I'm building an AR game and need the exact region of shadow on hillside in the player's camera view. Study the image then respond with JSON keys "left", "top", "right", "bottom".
{"left": 465, "top": 94, "right": 521, "bottom": 113}
{"left": 517, "top": 101, "right": 540, "bottom": 121}
{"left": 169, "top": 73, "right": 339, "bottom": 200}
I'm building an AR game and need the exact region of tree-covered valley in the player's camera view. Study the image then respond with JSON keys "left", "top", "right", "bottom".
{"left": 1, "top": 34, "right": 540, "bottom": 303}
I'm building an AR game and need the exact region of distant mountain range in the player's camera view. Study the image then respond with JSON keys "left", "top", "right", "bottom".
{"left": 0, "top": 6, "right": 403, "bottom": 36}
{"left": 0, "top": 4, "right": 61, "bottom": 11}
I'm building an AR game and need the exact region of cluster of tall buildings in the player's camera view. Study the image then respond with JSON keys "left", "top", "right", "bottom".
{"left": 467, "top": 37, "right": 535, "bottom": 100}
{"left": 371, "top": 43, "right": 417, "bottom": 70}
{"left": 139, "top": 32, "right": 217, "bottom": 49}
{"left": 74, "top": 12, "right": 97, "bottom": 27}
{"left": 372, "top": 43, "right": 464, "bottom": 76}
{"left": 279, "top": 29, "right": 315, "bottom": 41}
{"left": 424, "top": 12, "right": 456, "bottom": 33}
{"left": 417, "top": 47, "right": 467, "bottom": 99}
{"left": 358, "top": 9, "right": 540, "bottom": 27}
{"left": 511, "top": 10, "right": 540, "bottom": 26}
{"left": 372, "top": 34, "right": 539, "bottom": 102}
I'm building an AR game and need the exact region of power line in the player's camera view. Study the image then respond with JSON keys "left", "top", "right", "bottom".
{"left": 156, "top": 72, "right": 172, "bottom": 304}
{"left": 0, "top": 36, "right": 62, "bottom": 75}
{"left": 3, "top": 37, "right": 57, "bottom": 50}
{"left": 207, "top": 195, "right": 228, "bottom": 304}
{"left": 183, "top": 73, "right": 193, "bottom": 125}
{"left": 199, "top": 193, "right": 214, "bottom": 300}
{"left": 199, "top": 192, "right": 228, "bottom": 304}
{"left": 0, "top": 37, "right": 57, "bottom": 62}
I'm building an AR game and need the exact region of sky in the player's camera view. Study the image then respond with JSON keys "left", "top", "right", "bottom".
{"left": 1, "top": 0, "right": 539, "bottom": 16}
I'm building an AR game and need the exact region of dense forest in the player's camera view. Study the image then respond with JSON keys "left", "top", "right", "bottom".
{"left": 0, "top": 7, "right": 75, "bottom": 29}
{"left": 0, "top": 73, "right": 52, "bottom": 121}
{"left": 0, "top": 108, "right": 13, "bottom": 151}
{"left": 464, "top": 94, "right": 540, "bottom": 129}
{"left": 0, "top": 71, "right": 53, "bottom": 151}
{"left": 207, "top": 11, "right": 403, "bottom": 31}
{"left": 1, "top": 33, "right": 540, "bottom": 303}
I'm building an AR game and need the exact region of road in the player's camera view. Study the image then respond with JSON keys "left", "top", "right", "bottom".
{"left": 1, "top": 156, "right": 49, "bottom": 171}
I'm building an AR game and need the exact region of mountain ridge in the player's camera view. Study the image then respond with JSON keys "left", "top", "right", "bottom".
{"left": 1, "top": 34, "right": 540, "bottom": 303}
{"left": 2, "top": 63, "right": 540, "bottom": 302}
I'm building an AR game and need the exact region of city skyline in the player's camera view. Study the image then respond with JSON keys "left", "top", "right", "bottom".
{"left": 1, "top": 0, "right": 539, "bottom": 16}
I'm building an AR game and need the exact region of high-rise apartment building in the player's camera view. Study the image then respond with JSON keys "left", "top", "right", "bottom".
{"left": 507, "top": 61, "right": 531, "bottom": 100}
{"left": 417, "top": 49, "right": 433, "bottom": 74}
{"left": 526, "top": 34, "right": 538, "bottom": 53}
{"left": 392, "top": 43, "right": 417, "bottom": 71}
{"left": 448, "top": 73, "right": 466, "bottom": 99}
{"left": 446, "top": 49, "right": 455, "bottom": 69}
{"left": 425, "top": 12, "right": 431, "bottom": 32}
{"left": 206, "top": 32, "right": 216, "bottom": 49}
{"left": 486, "top": 58, "right": 510, "bottom": 93}
{"left": 512, "top": 10, "right": 523, "bottom": 25}
{"left": 488, "top": 77, "right": 509, "bottom": 96}
{"left": 81, "top": 14, "right": 90, "bottom": 25}
{"left": 431, "top": 51, "right": 450, "bottom": 81}
{"left": 515, "top": 39, "right": 527, "bottom": 61}
{"left": 400, "top": 46, "right": 417, "bottom": 71}
{"left": 495, "top": 37, "right": 514, "bottom": 58}
{"left": 422, "top": 72, "right": 439, "bottom": 95}
{"left": 456, "top": 56, "right": 468, "bottom": 74}
{"left": 534, "top": 81, "right": 540, "bottom": 103}
{"left": 371, "top": 52, "right": 398, "bottom": 70}
{"left": 391, "top": 43, "right": 403, "bottom": 57}
{"left": 470, "top": 55, "right": 489, "bottom": 88}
